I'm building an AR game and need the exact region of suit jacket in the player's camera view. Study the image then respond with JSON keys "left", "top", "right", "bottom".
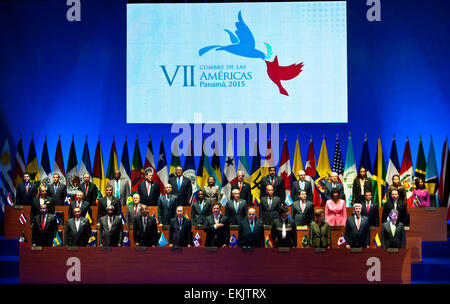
{"left": 100, "top": 215, "right": 123, "bottom": 246}
{"left": 204, "top": 214, "right": 230, "bottom": 247}
{"left": 351, "top": 178, "right": 373, "bottom": 204}
{"left": 190, "top": 200, "right": 212, "bottom": 225}
{"left": 169, "top": 216, "right": 193, "bottom": 247}
{"left": 291, "top": 200, "right": 314, "bottom": 226}
{"left": 31, "top": 213, "right": 57, "bottom": 246}
{"left": 361, "top": 200, "right": 379, "bottom": 227}
{"left": 382, "top": 200, "right": 409, "bottom": 226}
{"left": 260, "top": 196, "right": 281, "bottom": 226}
{"left": 30, "top": 196, "right": 55, "bottom": 219}
{"left": 97, "top": 196, "right": 121, "bottom": 222}
{"left": 16, "top": 182, "right": 37, "bottom": 206}
{"left": 157, "top": 194, "right": 178, "bottom": 225}
{"left": 137, "top": 180, "right": 160, "bottom": 206}
{"left": 78, "top": 182, "right": 99, "bottom": 206}
{"left": 203, "top": 185, "right": 221, "bottom": 204}
{"left": 238, "top": 218, "right": 265, "bottom": 248}
{"left": 107, "top": 178, "right": 131, "bottom": 206}
{"left": 309, "top": 221, "right": 332, "bottom": 248}
{"left": 68, "top": 200, "right": 92, "bottom": 220}
{"left": 168, "top": 176, "right": 192, "bottom": 206}
{"left": 386, "top": 185, "right": 407, "bottom": 203}
{"left": 64, "top": 217, "right": 92, "bottom": 246}
{"left": 260, "top": 175, "right": 286, "bottom": 203}
{"left": 324, "top": 182, "right": 345, "bottom": 201}
{"left": 225, "top": 199, "right": 248, "bottom": 225}
{"left": 381, "top": 221, "right": 406, "bottom": 248}
{"left": 126, "top": 204, "right": 142, "bottom": 228}
{"left": 291, "top": 180, "right": 313, "bottom": 202}
{"left": 133, "top": 215, "right": 158, "bottom": 247}
{"left": 270, "top": 218, "right": 297, "bottom": 248}
{"left": 47, "top": 182, "right": 67, "bottom": 206}
{"left": 230, "top": 181, "right": 252, "bottom": 206}
{"left": 344, "top": 215, "right": 370, "bottom": 248}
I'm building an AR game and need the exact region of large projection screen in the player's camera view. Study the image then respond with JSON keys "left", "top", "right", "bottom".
{"left": 127, "top": 2, "right": 347, "bottom": 123}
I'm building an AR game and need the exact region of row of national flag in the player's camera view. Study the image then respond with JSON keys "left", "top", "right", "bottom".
{"left": 1, "top": 134, "right": 450, "bottom": 219}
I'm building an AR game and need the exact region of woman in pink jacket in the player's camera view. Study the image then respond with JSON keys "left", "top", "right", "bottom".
{"left": 325, "top": 189, "right": 347, "bottom": 226}
{"left": 412, "top": 177, "right": 430, "bottom": 207}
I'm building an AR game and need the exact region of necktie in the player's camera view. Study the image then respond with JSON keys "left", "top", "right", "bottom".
{"left": 367, "top": 202, "right": 370, "bottom": 212}
{"left": 109, "top": 216, "right": 113, "bottom": 229}
{"left": 54, "top": 184, "right": 57, "bottom": 194}
{"left": 147, "top": 182, "right": 150, "bottom": 195}
{"left": 268, "top": 198, "right": 272, "bottom": 209}
{"left": 41, "top": 215, "right": 45, "bottom": 229}
{"left": 177, "top": 178, "right": 181, "bottom": 191}
{"left": 301, "top": 202, "right": 305, "bottom": 213}
{"left": 356, "top": 216, "right": 360, "bottom": 230}
{"left": 235, "top": 201, "right": 238, "bottom": 212}
{"left": 250, "top": 221, "right": 254, "bottom": 232}
{"left": 26, "top": 184, "right": 29, "bottom": 193}
{"left": 135, "top": 205, "right": 138, "bottom": 216}
{"left": 143, "top": 217, "right": 146, "bottom": 230}
{"left": 77, "top": 201, "right": 81, "bottom": 208}
{"left": 85, "top": 184, "right": 89, "bottom": 196}
{"left": 239, "top": 182, "right": 242, "bottom": 191}
{"left": 271, "top": 177, "right": 274, "bottom": 186}
{"left": 300, "top": 181, "right": 304, "bottom": 190}
{"left": 391, "top": 222, "right": 396, "bottom": 236}
{"left": 199, "top": 202, "right": 203, "bottom": 212}
{"left": 282, "top": 221, "right": 286, "bottom": 239}
{"left": 116, "top": 180, "right": 120, "bottom": 198}
{"left": 179, "top": 218, "right": 182, "bottom": 230}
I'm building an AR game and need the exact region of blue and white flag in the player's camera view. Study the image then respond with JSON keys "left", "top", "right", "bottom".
{"left": 158, "top": 232, "right": 168, "bottom": 247}
{"left": 229, "top": 233, "right": 238, "bottom": 247}
{"left": 285, "top": 194, "right": 293, "bottom": 207}
{"left": 123, "top": 231, "right": 130, "bottom": 247}
{"left": 120, "top": 212, "right": 126, "bottom": 225}
{"left": 19, "top": 212, "right": 27, "bottom": 225}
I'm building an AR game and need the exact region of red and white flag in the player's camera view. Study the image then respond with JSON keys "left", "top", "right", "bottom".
{"left": 400, "top": 139, "right": 414, "bottom": 207}
{"left": 278, "top": 136, "right": 292, "bottom": 198}
{"left": 337, "top": 235, "right": 347, "bottom": 248}
{"left": 144, "top": 137, "right": 165, "bottom": 194}
{"left": 53, "top": 137, "right": 66, "bottom": 184}
{"left": 305, "top": 137, "right": 321, "bottom": 206}
{"left": 193, "top": 232, "right": 203, "bottom": 247}
{"left": 19, "top": 212, "right": 27, "bottom": 225}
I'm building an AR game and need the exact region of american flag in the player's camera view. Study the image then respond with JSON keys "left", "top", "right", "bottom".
{"left": 332, "top": 135, "right": 344, "bottom": 183}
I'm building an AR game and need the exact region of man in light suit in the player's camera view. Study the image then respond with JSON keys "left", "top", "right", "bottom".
{"left": 291, "top": 190, "right": 314, "bottom": 226}
{"left": 324, "top": 172, "right": 345, "bottom": 201}
{"left": 97, "top": 185, "right": 121, "bottom": 222}
{"left": 138, "top": 168, "right": 160, "bottom": 206}
{"left": 260, "top": 185, "right": 281, "bottom": 226}
{"left": 168, "top": 166, "right": 192, "bottom": 206}
{"left": 381, "top": 209, "right": 406, "bottom": 248}
{"left": 169, "top": 206, "right": 193, "bottom": 247}
{"left": 77, "top": 173, "right": 99, "bottom": 206}
{"left": 344, "top": 203, "right": 370, "bottom": 249}
{"left": 360, "top": 191, "right": 379, "bottom": 227}
{"left": 65, "top": 207, "right": 92, "bottom": 246}
{"left": 16, "top": 173, "right": 38, "bottom": 206}
{"left": 225, "top": 189, "right": 248, "bottom": 225}
{"left": 190, "top": 190, "right": 211, "bottom": 226}
{"left": 47, "top": 173, "right": 67, "bottom": 206}
{"left": 133, "top": 204, "right": 158, "bottom": 247}
{"left": 260, "top": 167, "right": 286, "bottom": 203}
{"left": 126, "top": 193, "right": 142, "bottom": 229}
{"left": 230, "top": 171, "right": 252, "bottom": 206}
{"left": 291, "top": 170, "right": 313, "bottom": 202}
{"left": 238, "top": 208, "right": 265, "bottom": 248}
{"left": 157, "top": 184, "right": 178, "bottom": 225}
{"left": 99, "top": 206, "right": 123, "bottom": 247}
{"left": 68, "top": 191, "right": 92, "bottom": 220}
{"left": 107, "top": 170, "right": 131, "bottom": 206}
{"left": 31, "top": 204, "right": 58, "bottom": 247}
{"left": 204, "top": 202, "right": 230, "bottom": 247}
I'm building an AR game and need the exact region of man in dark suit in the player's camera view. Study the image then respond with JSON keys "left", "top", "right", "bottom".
{"left": 133, "top": 204, "right": 158, "bottom": 247}
{"left": 191, "top": 190, "right": 211, "bottom": 226}
{"left": 270, "top": 207, "right": 297, "bottom": 248}
{"left": 106, "top": 170, "right": 131, "bottom": 206}
{"left": 344, "top": 203, "right": 370, "bottom": 249}
{"left": 16, "top": 173, "right": 37, "bottom": 206}
{"left": 238, "top": 208, "right": 265, "bottom": 248}
{"left": 169, "top": 206, "right": 193, "bottom": 247}
{"left": 64, "top": 207, "right": 92, "bottom": 246}
{"left": 361, "top": 191, "right": 379, "bottom": 227}
{"left": 31, "top": 186, "right": 55, "bottom": 219}
{"left": 204, "top": 202, "right": 230, "bottom": 247}
{"left": 381, "top": 209, "right": 406, "bottom": 248}
{"left": 260, "top": 185, "right": 281, "bottom": 226}
{"left": 31, "top": 204, "right": 57, "bottom": 247}
{"left": 324, "top": 172, "right": 345, "bottom": 201}
{"left": 157, "top": 184, "right": 178, "bottom": 225}
{"left": 47, "top": 173, "right": 67, "bottom": 206}
{"left": 225, "top": 189, "right": 248, "bottom": 225}
{"left": 291, "top": 170, "right": 313, "bottom": 202}
{"left": 68, "top": 191, "right": 92, "bottom": 220}
{"left": 97, "top": 185, "right": 121, "bottom": 222}
{"left": 291, "top": 190, "right": 314, "bottom": 226}
{"left": 382, "top": 189, "right": 409, "bottom": 226}
{"left": 231, "top": 171, "right": 252, "bottom": 206}
{"left": 78, "top": 173, "right": 99, "bottom": 206}
{"left": 169, "top": 166, "right": 192, "bottom": 206}
{"left": 138, "top": 168, "right": 160, "bottom": 206}
{"left": 99, "top": 206, "right": 123, "bottom": 247}
{"left": 260, "top": 167, "right": 286, "bottom": 203}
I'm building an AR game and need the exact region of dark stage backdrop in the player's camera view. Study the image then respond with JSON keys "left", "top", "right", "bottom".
{"left": 0, "top": 0, "right": 449, "bottom": 180}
